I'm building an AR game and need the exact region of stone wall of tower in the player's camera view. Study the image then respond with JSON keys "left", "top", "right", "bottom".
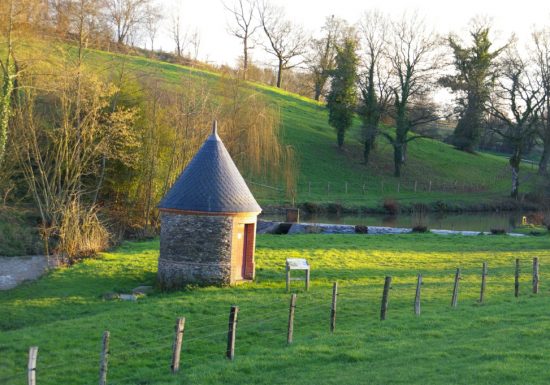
{"left": 158, "top": 211, "right": 233, "bottom": 289}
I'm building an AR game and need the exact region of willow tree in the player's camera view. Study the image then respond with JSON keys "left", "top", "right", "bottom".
{"left": 441, "top": 25, "right": 505, "bottom": 153}
{"left": 217, "top": 76, "right": 297, "bottom": 199}
{"left": 327, "top": 37, "right": 358, "bottom": 148}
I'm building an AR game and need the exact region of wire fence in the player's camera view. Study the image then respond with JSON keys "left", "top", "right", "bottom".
{"left": 247, "top": 164, "right": 534, "bottom": 205}
{"left": 2, "top": 256, "right": 547, "bottom": 385}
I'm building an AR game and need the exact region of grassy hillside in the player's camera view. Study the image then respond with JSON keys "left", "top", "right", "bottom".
{"left": 11, "top": 39, "right": 539, "bottom": 211}
{"left": 2, "top": 234, "right": 550, "bottom": 384}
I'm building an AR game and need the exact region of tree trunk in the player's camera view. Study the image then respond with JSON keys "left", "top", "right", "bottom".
{"left": 393, "top": 144, "right": 402, "bottom": 177}
{"left": 337, "top": 129, "right": 344, "bottom": 149}
{"left": 510, "top": 147, "right": 522, "bottom": 199}
{"left": 391, "top": 101, "right": 409, "bottom": 178}
{"left": 363, "top": 127, "right": 376, "bottom": 165}
{"left": 539, "top": 145, "right": 550, "bottom": 175}
{"left": 314, "top": 85, "right": 322, "bottom": 101}
{"left": 276, "top": 59, "right": 283, "bottom": 88}
{"left": 364, "top": 139, "right": 372, "bottom": 165}
{"left": 538, "top": 117, "right": 550, "bottom": 175}
{"left": 243, "top": 38, "right": 248, "bottom": 81}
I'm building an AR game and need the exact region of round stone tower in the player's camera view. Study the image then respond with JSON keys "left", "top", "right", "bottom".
{"left": 157, "top": 121, "right": 262, "bottom": 289}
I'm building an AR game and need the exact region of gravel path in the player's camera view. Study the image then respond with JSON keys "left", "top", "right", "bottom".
{"left": 0, "top": 256, "right": 59, "bottom": 290}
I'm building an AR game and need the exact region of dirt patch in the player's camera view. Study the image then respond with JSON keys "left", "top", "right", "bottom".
{"left": 0, "top": 256, "right": 60, "bottom": 290}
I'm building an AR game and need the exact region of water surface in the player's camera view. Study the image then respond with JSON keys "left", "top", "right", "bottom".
{"left": 260, "top": 211, "right": 538, "bottom": 232}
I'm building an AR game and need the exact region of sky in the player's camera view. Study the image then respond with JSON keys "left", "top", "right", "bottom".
{"left": 155, "top": 0, "right": 550, "bottom": 67}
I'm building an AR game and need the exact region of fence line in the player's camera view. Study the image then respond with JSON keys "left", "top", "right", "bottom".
{"left": 2, "top": 257, "right": 546, "bottom": 385}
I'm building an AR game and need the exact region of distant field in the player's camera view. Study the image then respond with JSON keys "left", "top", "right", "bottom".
{"left": 2, "top": 234, "right": 550, "bottom": 384}
{"left": 10, "top": 38, "right": 541, "bottom": 209}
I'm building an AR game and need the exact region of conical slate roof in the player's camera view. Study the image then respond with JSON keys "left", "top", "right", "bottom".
{"left": 158, "top": 122, "right": 262, "bottom": 214}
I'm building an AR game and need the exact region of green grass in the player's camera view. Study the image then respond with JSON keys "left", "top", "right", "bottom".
{"left": 10, "top": 38, "right": 540, "bottom": 209}
{"left": 2, "top": 234, "right": 550, "bottom": 384}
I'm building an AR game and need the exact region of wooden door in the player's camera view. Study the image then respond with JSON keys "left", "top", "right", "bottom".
{"left": 242, "top": 223, "right": 255, "bottom": 279}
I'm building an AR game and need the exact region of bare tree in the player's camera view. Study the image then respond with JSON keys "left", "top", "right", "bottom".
{"left": 383, "top": 13, "right": 443, "bottom": 177}
{"left": 488, "top": 48, "right": 544, "bottom": 198}
{"left": 358, "top": 10, "right": 392, "bottom": 164}
{"left": 106, "top": 0, "right": 149, "bottom": 45}
{"left": 189, "top": 28, "right": 201, "bottom": 61}
{"left": 170, "top": 14, "right": 187, "bottom": 58}
{"left": 224, "top": 0, "right": 260, "bottom": 80}
{"left": 532, "top": 28, "right": 550, "bottom": 175}
{"left": 143, "top": 2, "right": 162, "bottom": 53}
{"left": 258, "top": 1, "right": 307, "bottom": 88}
{"left": 306, "top": 15, "right": 347, "bottom": 101}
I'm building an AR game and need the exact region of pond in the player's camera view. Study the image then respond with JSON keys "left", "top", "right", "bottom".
{"left": 260, "top": 211, "right": 541, "bottom": 232}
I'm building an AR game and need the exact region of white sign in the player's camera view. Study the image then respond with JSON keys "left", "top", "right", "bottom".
{"left": 286, "top": 258, "right": 309, "bottom": 270}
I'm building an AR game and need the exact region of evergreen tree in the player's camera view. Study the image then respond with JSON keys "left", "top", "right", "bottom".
{"left": 327, "top": 37, "right": 358, "bottom": 148}
{"left": 441, "top": 27, "right": 505, "bottom": 153}
{"left": 359, "top": 66, "right": 380, "bottom": 164}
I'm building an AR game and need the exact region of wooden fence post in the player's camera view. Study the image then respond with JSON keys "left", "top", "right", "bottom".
{"left": 380, "top": 276, "right": 392, "bottom": 321}
{"left": 414, "top": 181, "right": 417, "bottom": 193}
{"left": 397, "top": 182, "right": 400, "bottom": 194}
{"left": 226, "top": 306, "right": 239, "bottom": 360}
{"left": 28, "top": 346, "right": 38, "bottom": 385}
{"left": 286, "top": 263, "right": 290, "bottom": 293}
{"left": 414, "top": 274, "right": 422, "bottom": 316}
{"left": 287, "top": 294, "right": 297, "bottom": 344}
{"left": 480, "top": 262, "right": 487, "bottom": 303}
{"left": 451, "top": 268, "right": 460, "bottom": 307}
{"left": 171, "top": 317, "right": 186, "bottom": 374}
{"left": 99, "top": 331, "right": 110, "bottom": 385}
{"left": 330, "top": 282, "right": 338, "bottom": 332}
{"left": 429, "top": 180, "right": 432, "bottom": 192}
{"left": 515, "top": 259, "right": 520, "bottom": 297}
{"left": 533, "top": 257, "right": 539, "bottom": 294}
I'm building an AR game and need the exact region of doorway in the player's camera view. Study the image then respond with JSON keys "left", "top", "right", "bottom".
{"left": 242, "top": 223, "right": 255, "bottom": 279}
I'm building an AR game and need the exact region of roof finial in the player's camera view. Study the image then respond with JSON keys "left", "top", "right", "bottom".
{"left": 212, "top": 120, "right": 218, "bottom": 135}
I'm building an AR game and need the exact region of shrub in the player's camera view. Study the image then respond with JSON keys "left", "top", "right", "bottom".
{"left": 524, "top": 191, "right": 546, "bottom": 204}
{"left": 300, "top": 202, "right": 321, "bottom": 214}
{"left": 412, "top": 203, "right": 429, "bottom": 231}
{"left": 326, "top": 203, "right": 343, "bottom": 215}
{"left": 412, "top": 225, "right": 428, "bottom": 233}
{"left": 383, "top": 198, "right": 399, "bottom": 215}
{"left": 56, "top": 202, "right": 110, "bottom": 263}
{"left": 433, "top": 200, "right": 448, "bottom": 212}
{"left": 355, "top": 225, "right": 368, "bottom": 234}
{"left": 490, "top": 228, "right": 506, "bottom": 235}
{"left": 526, "top": 212, "right": 544, "bottom": 226}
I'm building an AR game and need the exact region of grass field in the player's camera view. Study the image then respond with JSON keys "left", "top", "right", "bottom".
{"left": 2, "top": 234, "right": 550, "bottom": 384}
{"left": 10, "top": 38, "right": 539, "bottom": 209}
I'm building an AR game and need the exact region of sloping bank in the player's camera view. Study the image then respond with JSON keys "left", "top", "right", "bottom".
{"left": 262, "top": 198, "right": 545, "bottom": 216}
{"left": 257, "top": 220, "right": 526, "bottom": 237}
